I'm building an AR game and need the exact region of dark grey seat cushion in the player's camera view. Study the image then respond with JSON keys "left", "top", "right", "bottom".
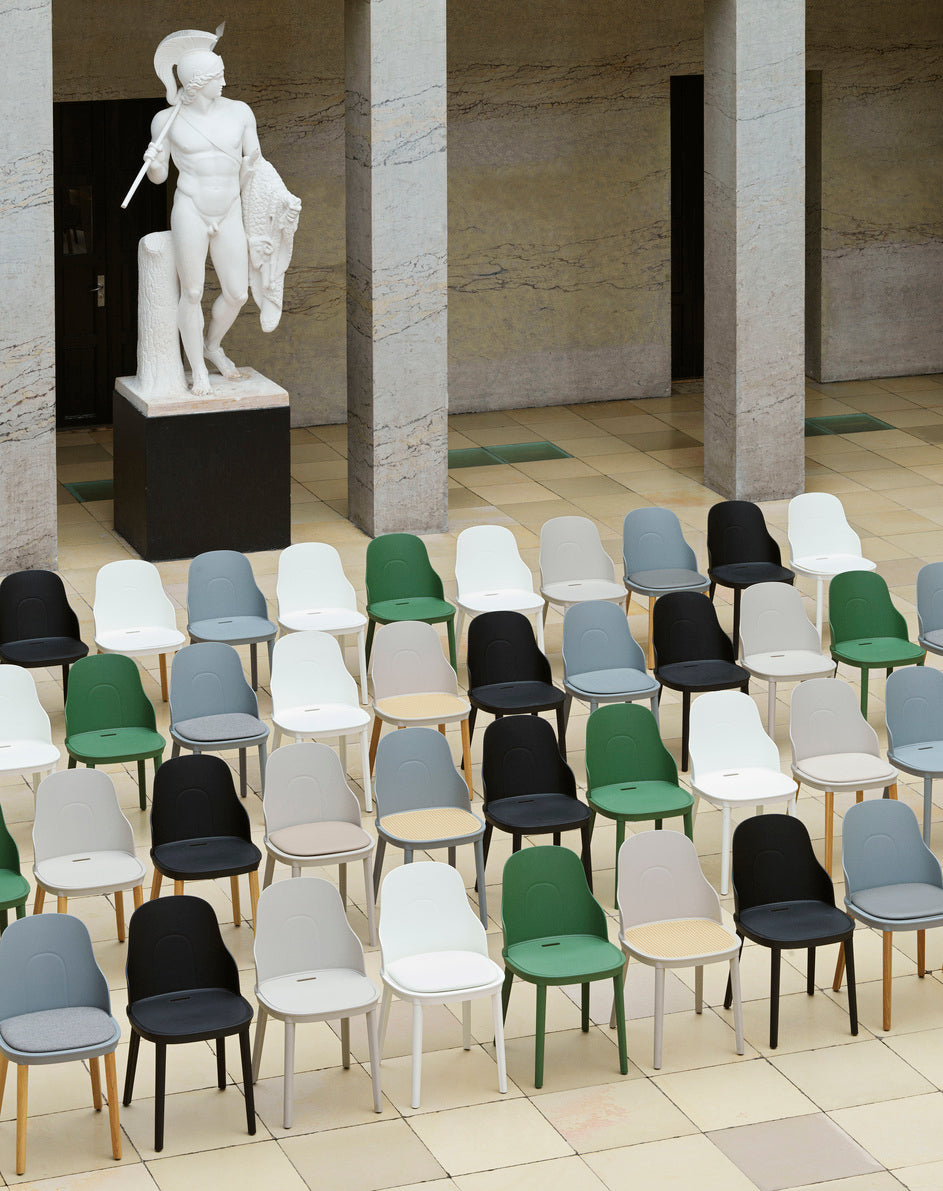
{"left": 852, "top": 882, "right": 943, "bottom": 922}
{"left": 174, "top": 713, "right": 267, "bottom": 742}
{"left": 0, "top": 1006, "right": 117, "bottom": 1053}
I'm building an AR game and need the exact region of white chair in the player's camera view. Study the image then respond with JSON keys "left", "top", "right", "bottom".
{"left": 787, "top": 493, "right": 876, "bottom": 642}
{"left": 790, "top": 677, "right": 899, "bottom": 874}
{"left": 455, "top": 525, "right": 545, "bottom": 650}
{"left": 368, "top": 621, "right": 472, "bottom": 792}
{"left": 262, "top": 742, "right": 377, "bottom": 944}
{"left": 271, "top": 631, "right": 373, "bottom": 810}
{"left": 738, "top": 582, "right": 836, "bottom": 734}
{"left": 32, "top": 769, "right": 146, "bottom": 942}
{"left": 689, "top": 690, "right": 798, "bottom": 895}
{"left": 276, "top": 543, "right": 369, "bottom": 703}
{"left": 378, "top": 862, "right": 507, "bottom": 1109}
{"left": 252, "top": 877, "right": 382, "bottom": 1128}
{"left": 539, "top": 516, "right": 626, "bottom": 623}
{"left": 94, "top": 559, "right": 185, "bottom": 702}
{"left": 609, "top": 831, "right": 744, "bottom": 1069}
{"left": 0, "top": 665, "right": 60, "bottom": 791}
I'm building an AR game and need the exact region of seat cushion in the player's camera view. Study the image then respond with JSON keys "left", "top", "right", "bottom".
{"left": 742, "top": 650, "right": 835, "bottom": 682}
{"left": 626, "top": 568, "right": 708, "bottom": 594}
{"left": 268, "top": 820, "right": 370, "bottom": 857}
{"left": 379, "top": 807, "right": 482, "bottom": 843}
{"left": 174, "top": 713, "right": 267, "bottom": 743}
{"left": 152, "top": 837, "right": 262, "bottom": 880}
{"left": 542, "top": 580, "right": 625, "bottom": 604}
{"left": 258, "top": 969, "right": 378, "bottom": 1017}
{"left": 0, "top": 638, "right": 88, "bottom": 667}
{"left": 566, "top": 668, "right": 658, "bottom": 697}
{"left": 794, "top": 753, "right": 897, "bottom": 789}
{"left": 851, "top": 882, "right": 943, "bottom": 922}
{"left": 374, "top": 693, "right": 469, "bottom": 722}
{"left": 470, "top": 681, "right": 564, "bottom": 714}
{"left": 0, "top": 1006, "right": 117, "bottom": 1054}
{"left": 387, "top": 950, "right": 501, "bottom": 994}
{"left": 711, "top": 563, "right": 794, "bottom": 588}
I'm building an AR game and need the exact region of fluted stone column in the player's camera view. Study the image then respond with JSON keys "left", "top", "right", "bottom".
{"left": 345, "top": 0, "right": 448, "bottom": 536}
{"left": 703, "top": 0, "right": 805, "bottom": 501}
{"left": 0, "top": 0, "right": 56, "bottom": 569}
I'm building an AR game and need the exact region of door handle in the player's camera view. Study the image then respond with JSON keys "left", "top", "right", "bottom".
{"left": 89, "top": 274, "right": 105, "bottom": 307}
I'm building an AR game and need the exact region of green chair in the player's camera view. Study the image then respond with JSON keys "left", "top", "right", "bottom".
{"left": 828, "top": 570, "right": 925, "bottom": 716}
{"left": 365, "top": 534, "right": 457, "bottom": 668}
{"left": 0, "top": 805, "right": 29, "bottom": 931}
{"left": 585, "top": 703, "right": 694, "bottom": 905}
{"left": 64, "top": 654, "right": 165, "bottom": 810}
{"left": 501, "top": 845, "right": 628, "bottom": 1088}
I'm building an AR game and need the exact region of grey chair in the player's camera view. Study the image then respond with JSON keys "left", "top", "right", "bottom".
{"left": 187, "top": 550, "right": 277, "bottom": 690}
{"left": 373, "top": 727, "right": 488, "bottom": 925}
{"left": 561, "top": 601, "right": 660, "bottom": 733}
{"left": 833, "top": 798, "right": 943, "bottom": 1031}
{"left": 169, "top": 642, "right": 269, "bottom": 798}
{"left": 916, "top": 561, "right": 943, "bottom": 658}
{"left": 0, "top": 914, "right": 122, "bottom": 1175}
{"left": 886, "top": 666, "right": 943, "bottom": 844}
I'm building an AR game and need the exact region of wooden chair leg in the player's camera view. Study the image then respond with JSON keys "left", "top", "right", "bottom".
{"left": 368, "top": 717, "right": 382, "bottom": 773}
{"left": 32, "top": 887, "right": 45, "bottom": 915}
{"left": 16, "top": 1064, "right": 27, "bottom": 1175}
{"left": 150, "top": 871, "right": 163, "bottom": 900}
{"left": 133, "top": 885, "right": 144, "bottom": 910}
{"left": 461, "top": 719, "right": 473, "bottom": 800}
{"left": 918, "top": 929, "right": 926, "bottom": 977}
{"left": 230, "top": 875, "right": 241, "bottom": 926}
{"left": 883, "top": 931, "right": 893, "bottom": 1031}
{"left": 824, "top": 791, "right": 834, "bottom": 873}
{"left": 114, "top": 891, "right": 125, "bottom": 943}
{"left": 248, "top": 869, "right": 260, "bottom": 931}
{"left": 90, "top": 1055, "right": 102, "bottom": 1110}
{"left": 159, "top": 652, "right": 169, "bottom": 702}
{"left": 57, "top": 896, "right": 67, "bottom": 914}
{"left": 832, "top": 944, "right": 846, "bottom": 991}
{"left": 888, "top": 783, "right": 898, "bottom": 800}
{"left": 104, "top": 1051, "right": 121, "bottom": 1160}
{"left": 0, "top": 1054, "right": 7, "bottom": 1112}
{"left": 855, "top": 790, "right": 864, "bottom": 803}
{"left": 174, "top": 880, "right": 184, "bottom": 896}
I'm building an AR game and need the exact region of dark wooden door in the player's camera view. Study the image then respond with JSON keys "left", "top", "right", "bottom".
{"left": 670, "top": 75, "right": 704, "bottom": 380}
{"left": 54, "top": 99, "right": 168, "bottom": 426}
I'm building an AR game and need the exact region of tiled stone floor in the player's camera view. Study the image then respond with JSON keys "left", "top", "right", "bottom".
{"left": 26, "top": 371, "right": 943, "bottom": 1190}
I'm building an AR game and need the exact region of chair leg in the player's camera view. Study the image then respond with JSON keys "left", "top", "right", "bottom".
{"left": 150, "top": 870, "right": 163, "bottom": 900}
{"left": 32, "top": 886, "right": 44, "bottom": 915}
{"left": 159, "top": 652, "right": 169, "bottom": 702}
{"left": 283, "top": 1020, "right": 295, "bottom": 1129}
{"left": 240, "top": 1028, "right": 257, "bottom": 1136}
{"left": 732, "top": 588, "right": 742, "bottom": 648}
{"left": 610, "top": 957, "right": 629, "bottom": 1030}
{"left": 365, "top": 618, "right": 376, "bottom": 663}
{"left": 460, "top": 719, "right": 473, "bottom": 800}
{"left": 249, "top": 869, "right": 260, "bottom": 931}
{"left": 653, "top": 966, "right": 666, "bottom": 1069}
{"left": 16, "top": 1063, "right": 27, "bottom": 1175}
{"left": 923, "top": 776, "right": 934, "bottom": 843}
{"left": 250, "top": 643, "right": 259, "bottom": 690}
{"left": 681, "top": 691, "right": 691, "bottom": 771}
{"left": 769, "top": 947, "right": 782, "bottom": 1049}
{"left": 463, "top": 1001, "right": 472, "bottom": 1049}
{"left": 860, "top": 667, "right": 869, "bottom": 717}
{"left": 123, "top": 1030, "right": 140, "bottom": 1106}
{"left": 153, "top": 1042, "right": 166, "bottom": 1152}
{"left": 57, "top": 897, "right": 67, "bottom": 914}
{"left": 368, "top": 717, "right": 382, "bottom": 773}
{"left": 612, "top": 972, "right": 628, "bottom": 1075}
{"left": 614, "top": 818, "right": 626, "bottom": 908}
{"left": 360, "top": 728, "right": 373, "bottom": 813}
{"left": 647, "top": 596, "right": 655, "bottom": 669}
{"left": 492, "top": 992, "right": 508, "bottom": 1094}
{"left": 230, "top": 875, "right": 242, "bottom": 927}
{"left": 580, "top": 824, "right": 593, "bottom": 891}
{"left": 136, "top": 759, "right": 146, "bottom": 810}
{"left": 239, "top": 749, "right": 247, "bottom": 798}
{"left": 501, "top": 970, "right": 514, "bottom": 1021}
{"left": 114, "top": 890, "right": 125, "bottom": 943}
{"left": 217, "top": 1036, "right": 227, "bottom": 1089}
{"left": 729, "top": 956, "right": 745, "bottom": 1055}
{"left": 258, "top": 742, "right": 267, "bottom": 785}
{"left": 534, "top": 984, "right": 547, "bottom": 1089}
{"left": 467, "top": 706, "right": 477, "bottom": 749}
{"left": 767, "top": 680, "right": 777, "bottom": 736}
{"left": 845, "top": 936, "right": 859, "bottom": 1036}
{"left": 373, "top": 839, "right": 386, "bottom": 899}
{"left": 832, "top": 945, "right": 846, "bottom": 991}
{"left": 0, "top": 1054, "right": 7, "bottom": 1112}
{"left": 365, "top": 1008, "right": 383, "bottom": 1113}
{"left": 555, "top": 704, "right": 567, "bottom": 760}
{"left": 133, "top": 884, "right": 143, "bottom": 911}
{"left": 363, "top": 856, "right": 378, "bottom": 946}
{"left": 918, "top": 929, "right": 926, "bottom": 977}
{"left": 807, "top": 947, "right": 816, "bottom": 995}
{"left": 725, "top": 934, "right": 745, "bottom": 1010}
{"left": 883, "top": 931, "right": 893, "bottom": 1031}
{"left": 473, "top": 840, "right": 488, "bottom": 926}
{"left": 446, "top": 617, "right": 457, "bottom": 670}
{"left": 379, "top": 986, "right": 393, "bottom": 1053}
{"left": 252, "top": 1007, "right": 268, "bottom": 1083}
{"left": 411, "top": 1003, "right": 424, "bottom": 1110}
{"left": 824, "top": 791, "right": 834, "bottom": 873}
{"left": 694, "top": 965, "right": 704, "bottom": 1014}
{"left": 263, "top": 853, "right": 276, "bottom": 889}
{"left": 581, "top": 984, "right": 590, "bottom": 1033}
{"left": 104, "top": 1051, "right": 121, "bottom": 1160}
{"left": 720, "top": 805, "right": 732, "bottom": 896}
{"left": 534, "top": 610, "right": 545, "bottom": 652}
{"left": 90, "top": 1055, "right": 102, "bottom": 1110}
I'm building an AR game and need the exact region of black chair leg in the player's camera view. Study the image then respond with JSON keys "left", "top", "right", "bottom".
{"left": 580, "top": 824, "right": 594, "bottom": 891}
{"left": 62, "top": 663, "right": 70, "bottom": 696}
{"left": 552, "top": 832, "right": 561, "bottom": 846}
{"left": 709, "top": 581, "right": 716, "bottom": 600}
{"left": 732, "top": 588, "right": 742, "bottom": 647}
{"left": 681, "top": 691, "right": 691, "bottom": 771}
{"left": 844, "top": 937, "right": 859, "bottom": 1036}
{"left": 512, "top": 834, "right": 522, "bottom": 853}
{"left": 122, "top": 1030, "right": 140, "bottom": 1106}
{"left": 769, "top": 948, "right": 782, "bottom": 1049}
{"left": 467, "top": 706, "right": 477, "bottom": 748}
{"left": 555, "top": 704, "right": 567, "bottom": 760}
{"left": 807, "top": 947, "right": 816, "bottom": 996}
{"left": 154, "top": 1042, "right": 167, "bottom": 1152}
{"left": 216, "top": 1036, "right": 226, "bottom": 1089}
{"left": 240, "top": 1028, "right": 257, "bottom": 1134}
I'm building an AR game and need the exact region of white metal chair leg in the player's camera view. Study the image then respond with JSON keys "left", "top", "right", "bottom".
{"left": 338, "top": 734, "right": 348, "bottom": 774}
{"left": 815, "top": 577, "right": 825, "bottom": 643}
{"left": 653, "top": 965, "right": 666, "bottom": 1070}
{"left": 263, "top": 853, "right": 276, "bottom": 889}
{"left": 767, "top": 679, "right": 777, "bottom": 736}
{"left": 251, "top": 1006, "right": 268, "bottom": 1083}
{"left": 379, "top": 986, "right": 392, "bottom": 1052}
{"left": 730, "top": 955, "right": 745, "bottom": 1054}
{"left": 411, "top": 1003, "right": 423, "bottom": 1109}
{"left": 365, "top": 1007, "right": 383, "bottom": 1112}
{"left": 720, "top": 805, "right": 733, "bottom": 896}
{"left": 492, "top": 991, "right": 508, "bottom": 1093}
{"left": 283, "top": 1020, "right": 296, "bottom": 1129}
{"left": 534, "top": 610, "right": 545, "bottom": 652}
{"left": 462, "top": 1001, "right": 472, "bottom": 1050}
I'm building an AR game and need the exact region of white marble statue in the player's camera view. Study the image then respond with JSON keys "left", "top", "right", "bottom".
{"left": 124, "top": 26, "right": 301, "bottom": 397}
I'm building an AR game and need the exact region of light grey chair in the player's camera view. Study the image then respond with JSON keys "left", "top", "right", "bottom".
{"left": 833, "top": 798, "right": 943, "bottom": 1030}
{"left": 622, "top": 508, "right": 710, "bottom": 668}
{"left": 916, "top": 561, "right": 943, "bottom": 658}
{"left": 187, "top": 550, "right": 277, "bottom": 690}
{"left": 561, "top": 601, "right": 660, "bottom": 732}
{"left": 169, "top": 642, "right": 269, "bottom": 798}
{"left": 539, "top": 516, "right": 626, "bottom": 624}
{"left": 373, "top": 727, "right": 487, "bottom": 925}
{"left": 0, "top": 914, "right": 122, "bottom": 1175}
{"left": 886, "top": 666, "right": 943, "bottom": 844}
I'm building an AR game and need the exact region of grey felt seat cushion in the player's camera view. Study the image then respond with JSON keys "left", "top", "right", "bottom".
{"left": 0, "top": 1006, "right": 118, "bottom": 1053}
{"left": 627, "top": 568, "right": 708, "bottom": 592}
{"left": 567, "top": 669, "right": 657, "bottom": 696}
{"left": 174, "top": 713, "right": 266, "bottom": 742}
{"left": 852, "top": 882, "right": 943, "bottom": 921}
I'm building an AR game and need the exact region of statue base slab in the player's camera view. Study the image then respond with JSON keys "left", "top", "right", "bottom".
{"left": 113, "top": 370, "right": 291, "bottom": 561}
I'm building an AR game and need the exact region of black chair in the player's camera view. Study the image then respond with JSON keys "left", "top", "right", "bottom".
{"left": 707, "top": 501, "right": 795, "bottom": 644}
{"left": 652, "top": 591, "right": 750, "bottom": 770}
{"left": 481, "top": 716, "right": 593, "bottom": 887}
{"left": 467, "top": 611, "right": 567, "bottom": 757}
{"left": 0, "top": 570, "right": 88, "bottom": 695}
{"left": 123, "top": 894, "right": 256, "bottom": 1152}
{"left": 150, "top": 754, "right": 262, "bottom": 929}
{"left": 724, "top": 814, "right": 857, "bottom": 1049}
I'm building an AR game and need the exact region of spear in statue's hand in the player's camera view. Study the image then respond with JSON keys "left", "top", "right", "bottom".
{"left": 120, "top": 104, "right": 182, "bottom": 209}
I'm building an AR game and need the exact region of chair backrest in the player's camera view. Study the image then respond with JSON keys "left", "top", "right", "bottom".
{"left": 365, "top": 534, "right": 444, "bottom": 604}
{"left": 842, "top": 798, "right": 943, "bottom": 898}
{"left": 254, "top": 877, "right": 367, "bottom": 983}
{"left": 585, "top": 703, "right": 677, "bottom": 788}
{"left": 169, "top": 642, "right": 260, "bottom": 723}
{"left": 0, "top": 804, "right": 23, "bottom": 878}
{"left": 707, "top": 501, "right": 781, "bottom": 568}
{"left": 731, "top": 814, "right": 834, "bottom": 912}
{"left": 276, "top": 543, "right": 358, "bottom": 617}
{"left": 481, "top": 715, "right": 576, "bottom": 805}
{"left": 34, "top": 769, "right": 134, "bottom": 863}
{"left": 0, "top": 664, "right": 53, "bottom": 744}
{"left": 0, "top": 914, "right": 111, "bottom": 1021}
{"left": 455, "top": 525, "right": 535, "bottom": 598}
{"left": 126, "top": 894, "right": 241, "bottom": 1002}
{"left": 738, "top": 582, "right": 821, "bottom": 657}
{"left": 885, "top": 666, "right": 943, "bottom": 752}
{"left": 379, "top": 861, "right": 488, "bottom": 964}
{"left": 616, "top": 831, "right": 721, "bottom": 931}
{"left": 370, "top": 621, "right": 459, "bottom": 700}
{"left": 622, "top": 508, "right": 699, "bottom": 577}
{"left": 689, "top": 690, "right": 781, "bottom": 776}
{"left": 652, "top": 591, "right": 735, "bottom": 667}
{"left": 539, "top": 517, "right": 617, "bottom": 587}
{"left": 0, "top": 570, "right": 81, "bottom": 644}
{"left": 263, "top": 742, "right": 362, "bottom": 834}
{"left": 467, "top": 611, "right": 552, "bottom": 687}
{"left": 271, "top": 631, "right": 359, "bottom": 710}
{"left": 65, "top": 653, "right": 157, "bottom": 736}
{"left": 787, "top": 493, "right": 863, "bottom": 561}
{"left": 187, "top": 550, "right": 268, "bottom": 623}
{"left": 501, "top": 845, "right": 607, "bottom": 946}
{"left": 828, "top": 570, "right": 908, "bottom": 644}
{"left": 151, "top": 754, "right": 252, "bottom": 847}
{"left": 94, "top": 560, "right": 177, "bottom": 634}
{"left": 916, "top": 561, "right": 943, "bottom": 638}
{"left": 790, "top": 677, "right": 880, "bottom": 764}
{"left": 374, "top": 726, "right": 470, "bottom": 815}
{"left": 562, "top": 600, "right": 647, "bottom": 679}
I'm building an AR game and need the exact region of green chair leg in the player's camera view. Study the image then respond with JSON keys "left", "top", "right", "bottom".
{"left": 136, "top": 759, "right": 147, "bottom": 810}
{"left": 67, "top": 756, "right": 77, "bottom": 769}
{"left": 581, "top": 984, "right": 590, "bottom": 1032}
{"left": 534, "top": 984, "right": 547, "bottom": 1089}
{"left": 614, "top": 819, "right": 626, "bottom": 907}
{"left": 14, "top": 904, "right": 25, "bottom": 921}
{"left": 446, "top": 618, "right": 457, "bottom": 670}
{"left": 860, "top": 667, "right": 869, "bottom": 716}
{"left": 612, "top": 972, "right": 628, "bottom": 1074}
{"left": 365, "top": 619, "right": 376, "bottom": 663}
{"left": 501, "top": 969, "right": 514, "bottom": 1020}
{"left": 0, "top": 910, "right": 7, "bottom": 932}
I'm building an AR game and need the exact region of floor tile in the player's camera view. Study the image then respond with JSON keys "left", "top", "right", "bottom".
{"left": 279, "top": 1119, "right": 444, "bottom": 1191}
{"left": 454, "top": 1156, "right": 607, "bottom": 1191}
{"left": 771, "top": 1039, "right": 934, "bottom": 1109}
{"left": 147, "top": 1139, "right": 308, "bottom": 1190}
{"left": 583, "top": 1133, "right": 757, "bottom": 1191}
{"left": 534, "top": 1078, "right": 696, "bottom": 1152}
{"left": 654, "top": 1058, "right": 816, "bottom": 1130}
{"left": 831, "top": 1094, "right": 943, "bottom": 1167}
{"left": 407, "top": 1099, "right": 572, "bottom": 1175}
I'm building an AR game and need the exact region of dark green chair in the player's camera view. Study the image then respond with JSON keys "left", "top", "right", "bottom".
{"left": 501, "top": 845, "right": 628, "bottom": 1088}
{"left": 64, "top": 654, "right": 165, "bottom": 810}
{"left": 586, "top": 703, "right": 694, "bottom": 905}
{"left": 0, "top": 805, "right": 29, "bottom": 931}
{"left": 828, "top": 570, "right": 925, "bottom": 716}
{"left": 365, "top": 534, "right": 457, "bottom": 668}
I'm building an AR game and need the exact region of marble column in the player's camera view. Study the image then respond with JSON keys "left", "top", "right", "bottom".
{"left": 0, "top": 0, "right": 57, "bottom": 569}
{"left": 703, "top": 0, "right": 805, "bottom": 501}
{"left": 345, "top": 0, "right": 448, "bottom": 537}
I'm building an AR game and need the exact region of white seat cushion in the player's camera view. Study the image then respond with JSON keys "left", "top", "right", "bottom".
{"left": 268, "top": 820, "right": 370, "bottom": 857}
{"left": 386, "top": 950, "right": 501, "bottom": 994}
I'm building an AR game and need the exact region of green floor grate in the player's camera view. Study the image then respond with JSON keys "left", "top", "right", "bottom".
{"left": 63, "top": 479, "right": 114, "bottom": 503}
{"left": 804, "top": 414, "right": 894, "bottom": 436}
{"left": 448, "top": 441, "right": 572, "bottom": 469}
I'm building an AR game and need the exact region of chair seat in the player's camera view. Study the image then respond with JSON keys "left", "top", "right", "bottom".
{"left": 0, "top": 870, "right": 30, "bottom": 907}
{"left": 35, "top": 850, "right": 146, "bottom": 895}
{"left": 505, "top": 933, "right": 625, "bottom": 982}
{"left": 920, "top": 628, "right": 943, "bottom": 653}
{"left": 268, "top": 820, "right": 371, "bottom": 857}
{"left": 588, "top": 780, "right": 693, "bottom": 820}
{"left": 485, "top": 793, "right": 592, "bottom": 833}
{"left": 0, "top": 738, "right": 60, "bottom": 774}
{"left": 623, "top": 917, "right": 739, "bottom": 963}
{"left": 152, "top": 836, "right": 262, "bottom": 880}
{"left": 129, "top": 987, "right": 253, "bottom": 1043}
{"left": 656, "top": 660, "right": 750, "bottom": 692}
{"left": 368, "top": 597, "right": 455, "bottom": 625}
{"left": 890, "top": 741, "right": 943, "bottom": 778}
{"left": 374, "top": 692, "right": 469, "bottom": 724}
{"left": 66, "top": 726, "right": 164, "bottom": 763}
{"left": 541, "top": 579, "right": 626, "bottom": 605}
{"left": 738, "top": 899, "right": 853, "bottom": 946}
{"left": 95, "top": 627, "right": 186, "bottom": 655}
{"left": 831, "top": 638, "right": 925, "bottom": 668}
{"left": 741, "top": 650, "right": 835, "bottom": 682}
{"left": 386, "top": 950, "right": 502, "bottom": 995}
{"left": 470, "top": 681, "right": 564, "bottom": 714}
{"left": 851, "top": 882, "right": 943, "bottom": 922}
{"left": 258, "top": 969, "right": 379, "bottom": 1017}
{"left": 566, "top": 669, "right": 659, "bottom": 698}
{"left": 274, "top": 704, "right": 370, "bottom": 737}
{"left": 625, "top": 568, "right": 709, "bottom": 595}
{"left": 458, "top": 590, "right": 543, "bottom": 617}
{"left": 710, "top": 563, "right": 794, "bottom": 589}
{"left": 0, "top": 1006, "right": 119, "bottom": 1055}
{"left": 379, "top": 807, "right": 482, "bottom": 843}
{"left": 0, "top": 637, "right": 88, "bottom": 667}
{"left": 188, "top": 616, "right": 277, "bottom": 645}
{"left": 174, "top": 713, "right": 268, "bottom": 743}
{"left": 693, "top": 767, "right": 797, "bottom": 808}
{"left": 792, "top": 553, "right": 875, "bottom": 580}
{"left": 793, "top": 752, "right": 897, "bottom": 791}
{"left": 278, "top": 608, "right": 366, "bottom": 634}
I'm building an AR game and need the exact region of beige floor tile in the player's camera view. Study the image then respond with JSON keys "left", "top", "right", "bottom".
{"left": 654, "top": 1058, "right": 815, "bottom": 1131}
{"left": 119, "top": 1086, "right": 271, "bottom": 1160}
{"left": 832, "top": 1094, "right": 943, "bottom": 1167}
{"left": 786, "top": 1175, "right": 911, "bottom": 1191}
{"left": 13, "top": 1165, "right": 158, "bottom": 1191}
{"left": 584, "top": 1132, "right": 757, "bottom": 1191}
{"left": 771, "top": 1038, "right": 934, "bottom": 1109}
{"left": 379, "top": 1046, "right": 520, "bottom": 1116}
{"left": 454, "top": 1156, "right": 607, "bottom": 1191}
{"left": 0, "top": 1103, "right": 138, "bottom": 1185}
{"left": 895, "top": 1160, "right": 943, "bottom": 1190}
{"left": 739, "top": 989, "right": 869, "bottom": 1055}
{"left": 408, "top": 1099, "right": 572, "bottom": 1175}
{"left": 147, "top": 1139, "right": 308, "bottom": 1191}
{"left": 622, "top": 1008, "right": 756, "bottom": 1076}
{"left": 885, "top": 1025, "right": 943, "bottom": 1088}
{"left": 534, "top": 1078, "right": 696, "bottom": 1153}
{"left": 280, "top": 1119, "right": 443, "bottom": 1191}
{"left": 498, "top": 1027, "right": 640, "bottom": 1096}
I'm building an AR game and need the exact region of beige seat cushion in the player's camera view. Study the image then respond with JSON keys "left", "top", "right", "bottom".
{"left": 268, "top": 820, "right": 370, "bottom": 856}
{"left": 379, "top": 807, "right": 482, "bottom": 842}
{"left": 796, "top": 753, "right": 897, "bottom": 789}
{"left": 623, "top": 918, "right": 737, "bottom": 961}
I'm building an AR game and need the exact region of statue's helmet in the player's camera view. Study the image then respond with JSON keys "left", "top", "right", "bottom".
{"left": 153, "top": 25, "right": 225, "bottom": 104}
{"left": 176, "top": 50, "right": 224, "bottom": 91}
